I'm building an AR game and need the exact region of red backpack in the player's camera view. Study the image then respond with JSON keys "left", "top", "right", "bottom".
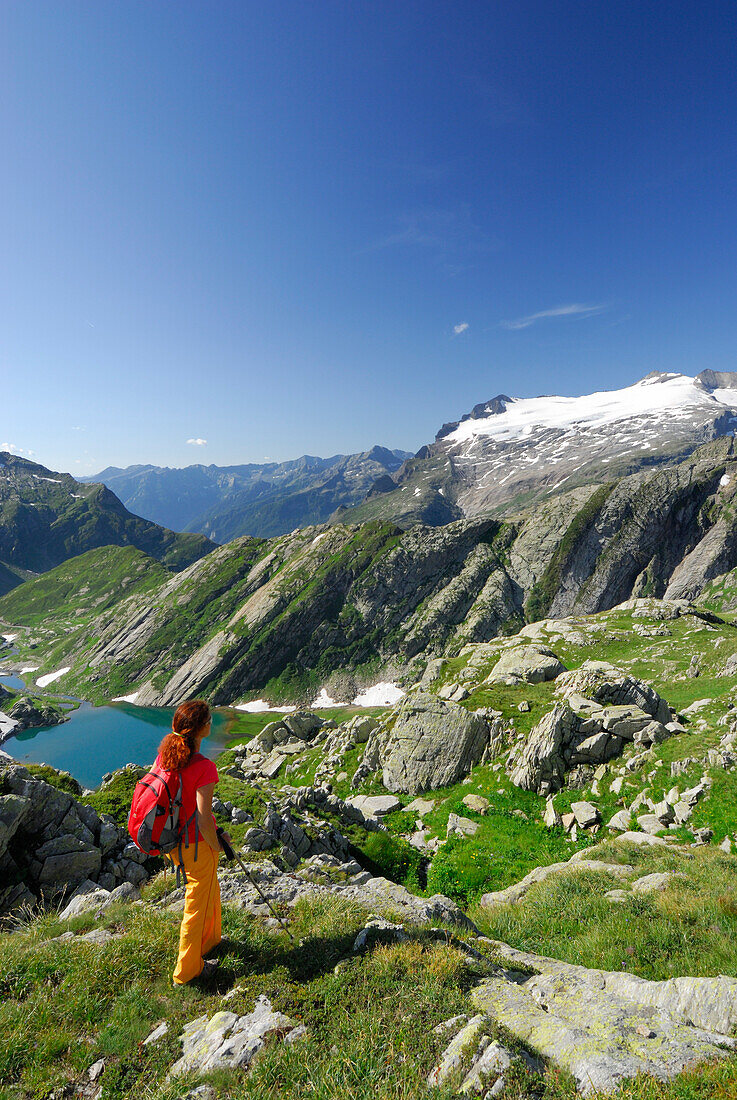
{"left": 127, "top": 762, "right": 198, "bottom": 882}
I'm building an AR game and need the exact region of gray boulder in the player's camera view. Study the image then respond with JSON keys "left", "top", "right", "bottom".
{"left": 446, "top": 813, "right": 479, "bottom": 838}
{"left": 345, "top": 794, "right": 401, "bottom": 818}
{"left": 607, "top": 809, "right": 632, "bottom": 832}
{"left": 506, "top": 704, "right": 580, "bottom": 794}
{"left": 355, "top": 693, "right": 492, "bottom": 793}
{"left": 169, "top": 996, "right": 304, "bottom": 1076}
{"left": 486, "top": 644, "right": 566, "bottom": 685}
{"left": 0, "top": 793, "right": 32, "bottom": 859}
{"left": 556, "top": 661, "right": 671, "bottom": 724}
{"left": 59, "top": 879, "right": 111, "bottom": 920}
{"left": 570, "top": 801, "right": 600, "bottom": 829}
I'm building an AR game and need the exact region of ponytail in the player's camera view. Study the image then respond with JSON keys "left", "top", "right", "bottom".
{"left": 158, "top": 699, "right": 211, "bottom": 771}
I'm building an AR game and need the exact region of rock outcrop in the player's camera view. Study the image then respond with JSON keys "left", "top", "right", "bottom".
{"left": 352, "top": 693, "right": 499, "bottom": 794}
{"left": 6, "top": 696, "right": 69, "bottom": 733}
{"left": 0, "top": 763, "right": 150, "bottom": 916}
{"left": 470, "top": 941, "right": 737, "bottom": 1096}
{"left": 484, "top": 643, "right": 566, "bottom": 685}
{"left": 507, "top": 665, "right": 674, "bottom": 794}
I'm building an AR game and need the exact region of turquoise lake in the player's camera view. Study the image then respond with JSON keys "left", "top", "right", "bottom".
{"left": 0, "top": 678, "right": 235, "bottom": 789}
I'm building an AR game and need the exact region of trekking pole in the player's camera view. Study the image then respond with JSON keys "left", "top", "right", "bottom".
{"left": 218, "top": 832, "right": 296, "bottom": 944}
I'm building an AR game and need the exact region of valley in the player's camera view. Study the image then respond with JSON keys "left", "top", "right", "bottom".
{"left": 5, "top": 380, "right": 737, "bottom": 1099}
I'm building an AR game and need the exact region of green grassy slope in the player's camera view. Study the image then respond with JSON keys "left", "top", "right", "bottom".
{"left": 0, "top": 546, "right": 169, "bottom": 628}
{"left": 0, "top": 452, "right": 215, "bottom": 591}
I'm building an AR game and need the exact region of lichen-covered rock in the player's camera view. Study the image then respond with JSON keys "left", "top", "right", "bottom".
{"left": 426, "top": 1015, "right": 488, "bottom": 1089}
{"left": 485, "top": 644, "right": 565, "bottom": 685}
{"left": 355, "top": 693, "right": 492, "bottom": 793}
{"left": 556, "top": 661, "right": 670, "bottom": 724}
{"left": 169, "top": 997, "right": 303, "bottom": 1076}
{"left": 471, "top": 940, "right": 737, "bottom": 1097}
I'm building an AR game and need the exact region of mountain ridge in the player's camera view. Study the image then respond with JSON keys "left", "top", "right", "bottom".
{"left": 85, "top": 445, "right": 412, "bottom": 541}
{"left": 5, "top": 434, "right": 737, "bottom": 706}
{"left": 342, "top": 371, "right": 737, "bottom": 528}
{"left": 0, "top": 452, "right": 215, "bottom": 596}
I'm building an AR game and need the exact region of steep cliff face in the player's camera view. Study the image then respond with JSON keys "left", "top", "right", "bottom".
{"left": 3, "top": 437, "right": 737, "bottom": 705}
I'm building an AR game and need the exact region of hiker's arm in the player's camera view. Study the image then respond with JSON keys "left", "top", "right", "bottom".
{"left": 196, "top": 783, "right": 222, "bottom": 852}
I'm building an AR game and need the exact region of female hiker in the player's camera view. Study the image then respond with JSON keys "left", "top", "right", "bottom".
{"left": 156, "top": 699, "right": 232, "bottom": 985}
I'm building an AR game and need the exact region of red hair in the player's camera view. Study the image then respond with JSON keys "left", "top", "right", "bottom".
{"left": 158, "top": 699, "right": 211, "bottom": 770}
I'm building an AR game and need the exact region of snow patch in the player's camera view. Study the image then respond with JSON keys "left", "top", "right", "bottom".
{"left": 2, "top": 634, "right": 18, "bottom": 643}
{"left": 0, "top": 712, "right": 19, "bottom": 736}
{"left": 36, "top": 667, "right": 71, "bottom": 688}
{"left": 234, "top": 699, "right": 297, "bottom": 713}
{"left": 311, "top": 532, "right": 329, "bottom": 546}
{"left": 353, "top": 681, "right": 405, "bottom": 707}
{"left": 112, "top": 692, "right": 140, "bottom": 704}
{"left": 310, "top": 688, "right": 347, "bottom": 709}
{"left": 20, "top": 666, "right": 39, "bottom": 674}
{"left": 32, "top": 475, "right": 62, "bottom": 483}
{"left": 720, "top": 474, "right": 731, "bottom": 487}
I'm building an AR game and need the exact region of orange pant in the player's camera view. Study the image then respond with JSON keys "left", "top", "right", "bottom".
{"left": 168, "top": 839, "right": 221, "bottom": 984}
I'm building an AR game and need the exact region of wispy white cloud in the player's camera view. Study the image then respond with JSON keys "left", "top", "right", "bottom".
{"left": 1, "top": 442, "right": 35, "bottom": 457}
{"left": 187, "top": 438, "right": 208, "bottom": 447}
{"left": 501, "top": 302, "right": 606, "bottom": 331}
{"left": 453, "top": 322, "right": 469, "bottom": 336}
{"left": 363, "top": 206, "right": 498, "bottom": 259}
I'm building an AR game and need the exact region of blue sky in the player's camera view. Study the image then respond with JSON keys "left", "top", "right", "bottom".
{"left": 2, "top": 2, "right": 736, "bottom": 474}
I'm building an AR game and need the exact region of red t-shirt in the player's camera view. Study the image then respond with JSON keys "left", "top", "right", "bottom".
{"left": 155, "top": 751, "right": 219, "bottom": 845}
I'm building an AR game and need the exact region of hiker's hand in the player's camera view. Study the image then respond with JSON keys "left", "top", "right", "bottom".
{"left": 218, "top": 829, "right": 233, "bottom": 850}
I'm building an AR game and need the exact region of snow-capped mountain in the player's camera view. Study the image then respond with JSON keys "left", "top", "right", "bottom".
{"left": 349, "top": 371, "right": 737, "bottom": 525}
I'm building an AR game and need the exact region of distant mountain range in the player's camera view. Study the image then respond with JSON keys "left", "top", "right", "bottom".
{"left": 343, "top": 371, "right": 737, "bottom": 527}
{"left": 86, "top": 446, "right": 411, "bottom": 541}
{"left": 0, "top": 453, "right": 215, "bottom": 597}
{"left": 5, "top": 434, "right": 737, "bottom": 706}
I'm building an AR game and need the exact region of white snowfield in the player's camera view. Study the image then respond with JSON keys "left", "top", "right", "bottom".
{"left": 311, "top": 688, "right": 345, "bottom": 709}
{"left": 235, "top": 699, "right": 297, "bottom": 714}
{"left": 35, "top": 667, "right": 71, "bottom": 688}
{"left": 352, "top": 682, "right": 406, "bottom": 707}
{"left": 20, "top": 666, "right": 39, "bottom": 675}
{"left": 445, "top": 373, "right": 737, "bottom": 446}
{"left": 112, "top": 692, "right": 140, "bottom": 704}
{"left": 1, "top": 634, "right": 18, "bottom": 643}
